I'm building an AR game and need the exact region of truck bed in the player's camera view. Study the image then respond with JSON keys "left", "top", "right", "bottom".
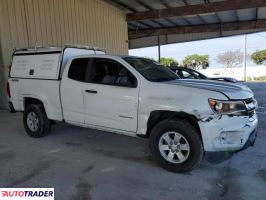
{"left": 9, "top": 78, "right": 63, "bottom": 121}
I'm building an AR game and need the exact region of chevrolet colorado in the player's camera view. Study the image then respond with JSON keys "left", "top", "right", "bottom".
{"left": 8, "top": 46, "right": 258, "bottom": 172}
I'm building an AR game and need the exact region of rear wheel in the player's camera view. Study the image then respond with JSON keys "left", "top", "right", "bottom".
{"left": 149, "top": 119, "right": 203, "bottom": 172}
{"left": 23, "top": 104, "right": 51, "bottom": 138}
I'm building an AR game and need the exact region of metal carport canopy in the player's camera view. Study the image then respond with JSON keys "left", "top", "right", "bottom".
{"left": 105, "top": 0, "right": 266, "bottom": 49}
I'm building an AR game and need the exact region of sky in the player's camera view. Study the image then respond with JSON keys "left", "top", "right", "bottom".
{"left": 129, "top": 31, "right": 266, "bottom": 68}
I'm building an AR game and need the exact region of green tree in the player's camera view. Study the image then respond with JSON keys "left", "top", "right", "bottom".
{"left": 251, "top": 50, "right": 266, "bottom": 65}
{"left": 160, "top": 57, "right": 179, "bottom": 67}
{"left": 182, "top": 54, "right": 209, "bottom": 70}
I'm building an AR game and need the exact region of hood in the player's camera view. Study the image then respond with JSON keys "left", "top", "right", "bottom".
{"left": 164, "top": 79, "right": 253, "bottom": 100}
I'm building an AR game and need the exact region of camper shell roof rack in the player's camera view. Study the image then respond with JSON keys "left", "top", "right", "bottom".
{"left": 13, "top": 44, "right": 106, "bottom": 55}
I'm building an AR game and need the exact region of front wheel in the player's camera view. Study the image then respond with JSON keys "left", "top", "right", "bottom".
{"left": 23, "top": 104, "right": 51, "bottom": 138}
{"left": 149, "top": 119, "right": 203, "bottom": 172}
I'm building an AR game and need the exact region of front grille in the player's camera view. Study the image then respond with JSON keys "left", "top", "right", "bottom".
{"left": 248, "top": 110, "right": 255, "bottom": 118}
{"left": 243, "top": 97, "right": 257, "bottom": 118}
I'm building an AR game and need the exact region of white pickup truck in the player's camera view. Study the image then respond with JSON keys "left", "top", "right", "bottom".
{"left": 7, "top": 45, "right": 258, "bottom": 172}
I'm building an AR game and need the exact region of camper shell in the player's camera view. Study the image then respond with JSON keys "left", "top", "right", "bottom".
{"left": 10, "top": 45, "right": 105, "bottom": 80}
{"left": 8, "top": 45, "right": 105, "bottom": 118}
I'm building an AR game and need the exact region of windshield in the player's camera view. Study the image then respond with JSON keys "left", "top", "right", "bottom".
{"left": 123, "top": 57, "right": 179, "bottom": 82}
{"left": 190, "top": 69, "right": 208, "bottom": 79}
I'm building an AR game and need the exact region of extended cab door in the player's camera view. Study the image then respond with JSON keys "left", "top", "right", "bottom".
{"left": 84, "top": 58, "right": 139, "bottom": 133}
{"left": 60, "top": 58, "right": 89, "bottom": 124}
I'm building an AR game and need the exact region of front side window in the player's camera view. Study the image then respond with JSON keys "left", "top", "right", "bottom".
{"left": 68, "top": 58, "right": 89, "bottom": 82}
{"left": 123, "top": 57, "right": 178, "bottom": 82}
{"left": 191, "top": 70, "right": 207, "bottom": 79}
{"left": 180, "top": 70, "right": 194, "bottom": 78}
{"left": 89, "top": 59, "right": 137, "bottom": 88}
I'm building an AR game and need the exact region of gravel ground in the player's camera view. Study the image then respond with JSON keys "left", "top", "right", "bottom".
{"left": 0, "top": 82, "right": 265, "bottom": 200}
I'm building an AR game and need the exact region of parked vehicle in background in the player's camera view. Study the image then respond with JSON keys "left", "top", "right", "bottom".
{"left": 170, "top": 66, "right": 239, "bottom": 83}
{"left": 8, "top": 49, "right": 258, "bottom": 172}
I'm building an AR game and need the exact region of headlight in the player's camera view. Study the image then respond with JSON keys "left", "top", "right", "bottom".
{"left": 208, "top": 99, "right": 246, "bottom": 115}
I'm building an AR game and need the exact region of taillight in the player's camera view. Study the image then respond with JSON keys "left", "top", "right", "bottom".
{"left": 6, "top": 82, "right": 11, "bottom": 98}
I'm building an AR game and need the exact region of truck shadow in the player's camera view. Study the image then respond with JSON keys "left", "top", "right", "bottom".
{"left": 50, "top": 122, "right": 157, "bottom": 167}
{"left": 47, "top": 122, "right": 231, "bottom": 171}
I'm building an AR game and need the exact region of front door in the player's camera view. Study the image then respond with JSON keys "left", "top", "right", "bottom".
{"left": 84, "top": 58, "right": 139, "bottom": 133}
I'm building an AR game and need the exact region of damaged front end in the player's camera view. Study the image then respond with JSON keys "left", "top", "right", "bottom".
{"left": 198, "top": 97, "right": 258, "bottom": 152}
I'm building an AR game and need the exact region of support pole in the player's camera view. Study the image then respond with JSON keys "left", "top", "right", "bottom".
{"left": 243, "top": 34, "right": 247, "bottom": 82}
{"left": 0, "top": 35, "right": 6, "bottom": 109}
{"left": 158, "top": 34, "right": 161, "bottom": 63}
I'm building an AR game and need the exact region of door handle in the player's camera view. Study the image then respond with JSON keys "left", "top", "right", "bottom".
{"left": 85, "top": 89, "right": 98, "bottom": 94}
{"left": 29, "top": 69, "right": 34, "bottom": 75}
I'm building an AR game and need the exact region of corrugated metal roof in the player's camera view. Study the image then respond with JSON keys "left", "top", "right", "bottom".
{"left": 258, "top": 7, "right": 266, "bottom": 19}
{"left": 118, "top": 0, "right": 264, "bottom": 30}
{"left": 104, "top": 0, "right": 266, "bottom": 48}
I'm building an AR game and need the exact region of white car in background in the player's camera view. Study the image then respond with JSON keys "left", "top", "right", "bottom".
{"left": 170, "top": 67, "right": 239, "bottom": 83}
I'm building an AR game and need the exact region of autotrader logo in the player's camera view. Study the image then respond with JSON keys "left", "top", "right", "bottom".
{"left": 0, "top": 188, "right": 54, "bottom": 200}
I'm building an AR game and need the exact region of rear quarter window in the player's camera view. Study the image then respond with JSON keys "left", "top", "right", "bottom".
{"left": 68, "top": 58, "right": 89, "bottom": 82}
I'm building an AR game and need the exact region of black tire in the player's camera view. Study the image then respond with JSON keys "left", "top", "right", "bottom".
{"left": 149, "top": 119, "right": 203, "bottom": 173}
{"left": 23, "top": 104, "right": 51, "bottom": 138}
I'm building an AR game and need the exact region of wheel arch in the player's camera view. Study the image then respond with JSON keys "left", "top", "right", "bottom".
{"left": 146, "top": 110, "right": 202, "bottom": 141}
{"left": 23, "top": 95, "right": 62, "bottom": 121}
{"left": 23, "top": 97, "right": 48, "bottom": 116}
{"left": 24, "top": 97, "right": 43, "bottom": 108}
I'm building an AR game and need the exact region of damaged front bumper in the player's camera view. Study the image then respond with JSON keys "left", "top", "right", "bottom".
{"left": 205, "top": 128, "right": 257, "bottom": 163}
{"left": 238, "top": 127, "right": 257, "bottom": 151}
{"left": 199, "top": 112, "right": 258, "bottom": 152}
